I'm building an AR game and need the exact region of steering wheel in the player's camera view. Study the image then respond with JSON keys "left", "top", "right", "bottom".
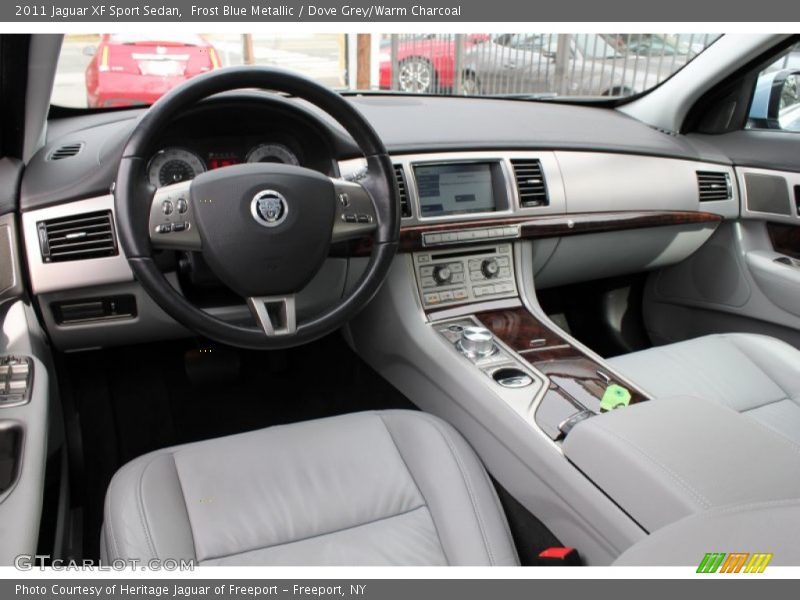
{"left": 115, "top": 67, "right": 399, "bottom": 349}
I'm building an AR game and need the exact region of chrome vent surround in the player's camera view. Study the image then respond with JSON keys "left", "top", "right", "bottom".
{"left": 511, "top": 159, "right": 549, "bottom": 207}
{"left": 37, "top": 210, "right": 118, "bottom": 263}
{"left": 47, "top": 142, "right": 84, "bottom": 161}
{"left": 394, "top": 164, "right": 412, "bottom": 218}
{"left": 697, "top": 171, "right": 732, "bottom": 202}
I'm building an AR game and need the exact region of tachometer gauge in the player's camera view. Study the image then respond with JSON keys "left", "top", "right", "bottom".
{"left": 148, "top": 148, "right": 206, "bottom": 188}
{"left": 245, "top": 143, "right": 299, "bottom": 165}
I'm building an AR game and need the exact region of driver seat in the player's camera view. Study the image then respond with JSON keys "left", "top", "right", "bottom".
{"left": 101, "top": 410, "right": 519, "bottom": 566}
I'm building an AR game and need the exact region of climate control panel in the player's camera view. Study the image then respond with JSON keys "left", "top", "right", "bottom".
{"left": 413, "top": 244, "right": 517, "bottom": 308}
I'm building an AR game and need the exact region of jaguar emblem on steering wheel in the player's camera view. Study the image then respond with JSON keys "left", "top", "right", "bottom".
{"left": 251, "top": 190, "right": 288, "bottom": 227}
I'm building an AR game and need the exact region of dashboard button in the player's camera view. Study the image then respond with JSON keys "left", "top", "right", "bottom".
{"left": 417, "top": 255, "right": 431, "bottom": 263}
{"left": 472, "top": 229, "right": 488, "bottom": 239}
{"left": 439, "top": 290, "right": 455, "bottom": 301}
{"left": 420, "top": 277, "right": 436, "bottom": 288}
{"left": 419, "top": 266, "right": 434, "bottom": 276}
{"left": 451, "top": 273, "right": 465, "bottom": 283}
{"left": 442, "top": 232, "right": 458, "bottom": 242}
{"left": 425, "top": 233, "right": 442, "bottom": 245}
{"left": 489, "top": 228, "right": 504, "bottom": 237}
{"left": 453, "top": 288, "right": 468, "bottom": 300}
{"left": 423, "top": 292, "right": 441, "bottom": 305}
{"left": 449, "top": 262, "right": 463, "bottom": 273}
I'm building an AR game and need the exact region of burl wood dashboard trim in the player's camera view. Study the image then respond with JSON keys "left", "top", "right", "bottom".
{"left": 475, "top": 306, "right": 650, "bottom": 408}
{"left": 398, "top": 210, "right": 722, "bottom": 252}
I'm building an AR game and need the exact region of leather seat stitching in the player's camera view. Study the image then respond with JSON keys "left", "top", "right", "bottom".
{"left": 199, "top": 503, "right": 428, "bottom": 563}
{"left": 590, "top": 423, "right": 713, "bottom": 509}
{"left": 423, "top": 416, "right": 497, "bottom": 565}
{"left": 137, "top": 455, "right": 161, "bottom": 558}
{"left": 378, "top": 413, "right": 451, "bottom": 564}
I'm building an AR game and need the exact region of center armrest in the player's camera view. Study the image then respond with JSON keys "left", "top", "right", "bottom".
{"left": 562, "top": 395, "right": 800, "bottom": 532}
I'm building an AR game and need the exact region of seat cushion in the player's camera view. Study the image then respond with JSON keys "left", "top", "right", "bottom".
{"left": 608, "top": 333, "right": 800, "bottom": 446}
{"left": 101, "top": 410, "right": 519, "bottom": 566}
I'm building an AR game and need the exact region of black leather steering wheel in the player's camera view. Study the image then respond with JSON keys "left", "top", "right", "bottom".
{"left": 115, "top": 67, "right": 399, "bottom": 349}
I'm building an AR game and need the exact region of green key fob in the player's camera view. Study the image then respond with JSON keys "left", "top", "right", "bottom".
{"left": 600, "top": 384, "right": 631, "bottom": 411}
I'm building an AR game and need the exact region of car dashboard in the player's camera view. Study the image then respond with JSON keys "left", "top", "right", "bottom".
{"left": 16, "top": 93, "right": 740, "bottom": 350}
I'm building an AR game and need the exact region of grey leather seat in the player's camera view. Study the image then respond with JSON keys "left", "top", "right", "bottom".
{"left": 608, "top": 333, "right": 800, "bottom": 446}
{"left": 101, "top": 410, "right": 519, "bottom": 566}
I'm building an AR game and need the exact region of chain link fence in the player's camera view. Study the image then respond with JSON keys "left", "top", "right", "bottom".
{"left": 380, "top": 33, "right": 720, "bottom": 98}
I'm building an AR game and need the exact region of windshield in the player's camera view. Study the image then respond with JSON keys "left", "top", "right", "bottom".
{"left": 52, "top": 32, "right": 721, "bottom": 108}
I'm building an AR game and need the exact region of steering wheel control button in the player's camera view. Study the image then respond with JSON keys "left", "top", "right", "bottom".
{"left": 175, "top": 198, "right": 188, "bottom": 214}
{"left": 161, "top": 200, "right": 174, "bottom": 215}
{"left": 251, "top": 190, "right": 289, "bottom": 228}
{"left": 338, "top": 193, "right": 350, "bottom": 208}
{"left": 172, "top": 222, "right": 188, "bottom": 232}
{"left": 155, "top": 224, "right": 171, "bottom": 234}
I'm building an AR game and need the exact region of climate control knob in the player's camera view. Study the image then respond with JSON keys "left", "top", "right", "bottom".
{"left": 481, "top": 259, "right": 500, "bottom": 279}
{"left": 457, "top": 326, "right": 496, "bottom": 358}
{"left": 433, "top": 265, "right": 452, "bottom": 284}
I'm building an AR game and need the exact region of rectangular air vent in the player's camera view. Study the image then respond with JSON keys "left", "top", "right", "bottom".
{"left": 697, "top": 171, "right": 732, "bottom": 202}
{"left": 37, "top": 210, "right": 118, "bottom": 263}
{"left": 394, "top": 164, "right": 412, "bottom": 218}
{"left": 511, "top": 159, "right": 549, "bottom": 207}
{"left": 47, "top": 143, "right": 84, "bottom": 161}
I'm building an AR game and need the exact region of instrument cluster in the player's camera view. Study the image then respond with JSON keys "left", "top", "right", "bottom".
{"left": 148, "top": 142, "right": 302, "bottom": 188}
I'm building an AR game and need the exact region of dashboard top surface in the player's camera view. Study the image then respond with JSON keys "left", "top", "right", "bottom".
{"left": 22, "top": 93, "right": 732, "bottom": 211}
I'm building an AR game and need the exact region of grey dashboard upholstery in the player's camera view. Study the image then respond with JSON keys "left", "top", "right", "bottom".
{"left": 101, "top": 410, "right": 519, "bottom": 566}
{"left": 614, "top": 498, "right": 800, "bottom": 566}
{"left": 608, "top": 333, "right": 800, "bottom": 446}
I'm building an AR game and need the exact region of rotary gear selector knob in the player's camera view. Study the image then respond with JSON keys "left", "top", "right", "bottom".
{"left": 481, "top": 258, "right": 500, "bottom": 279}
{"left": 457, "top": 326, "right": 496, "bottom": 358}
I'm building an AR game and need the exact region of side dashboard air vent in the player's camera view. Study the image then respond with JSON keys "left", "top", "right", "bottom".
{"left": 697, "top": 171, "right": 732, "bottom": 202}
{"left": 37, "top": 210, "right": 118, "bottom": 263}
{"left": 394, "top": 164, "right": 412, "bottom": 218}
{"left": 511, "top": 159, "right": 549, "bottom": 207}
{"left": 47, "top": 142, "right": 84, "bottom": 161}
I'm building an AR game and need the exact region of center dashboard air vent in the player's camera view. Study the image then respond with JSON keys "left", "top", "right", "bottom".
{"left": 393, "top": 164, "right": 412, "bottom": 218}
{"left": 511, "top": 159, "right": 549, "bottom": 207}
{"left": 697, "top": 171, "right": 732, "bottom": 202}
{"left": 37, "top": 210, "right": 118, "bottom": 263}
{"left": 47, "top": 142, "right": 84, "bottom": 161}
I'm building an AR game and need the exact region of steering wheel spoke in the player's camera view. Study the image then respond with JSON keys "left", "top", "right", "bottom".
{"left": 148, "top": 180, "right": 202, "bottom": 251}
{"left": 247, "top": 295, "right": 297, "bottom": 337}
{"left": 330, "top": 179, "right": 378, "bottom": 243}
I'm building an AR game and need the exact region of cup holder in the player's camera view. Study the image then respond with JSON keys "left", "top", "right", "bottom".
{"left": 0, "top": 422, "right": 23, "bottom": 498}
{"left": 492, "top": 367, "right": 534, "bottom": 388}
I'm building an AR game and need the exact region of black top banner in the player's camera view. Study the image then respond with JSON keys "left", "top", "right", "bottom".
{"left": 3, "top": 0, "right": 798, "bottom": 22}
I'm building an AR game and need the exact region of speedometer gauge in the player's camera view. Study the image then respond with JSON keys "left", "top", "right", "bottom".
{"left": 246, "top": 143, "right": 299, "bottom": 165}
{"left": 148, "top": 148, "right": 206, "bottom": 188}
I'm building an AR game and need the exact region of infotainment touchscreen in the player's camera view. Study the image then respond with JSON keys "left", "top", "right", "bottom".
{"left": 414, "top": 163, "right": 495, "bottom": 217}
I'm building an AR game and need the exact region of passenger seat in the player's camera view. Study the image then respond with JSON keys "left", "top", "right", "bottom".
{"left": 607, "top": 333, "right": 800, "bottom": 446}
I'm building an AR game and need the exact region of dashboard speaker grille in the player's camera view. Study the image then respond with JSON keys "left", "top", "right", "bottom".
{"left": 511, "top": 159, "right": 549, "bottom": 207}
{"left": 47, "top": 142, "right": 84, "bottom": 161}
{"left": 697, "top": 171, "right": 732, "bottom": 202}
{"left": 37, "top": 210, "right": 118, "bottom": 263}
{"left": 394, "top": 164, "right": 412, "bottom": 218}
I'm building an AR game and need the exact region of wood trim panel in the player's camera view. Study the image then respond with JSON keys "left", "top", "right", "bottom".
{"left": 396, "top": 210, "right": 722, "bottom": 252}
{"left": 475, "top": 306, "right": 649, "bottom": 415}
